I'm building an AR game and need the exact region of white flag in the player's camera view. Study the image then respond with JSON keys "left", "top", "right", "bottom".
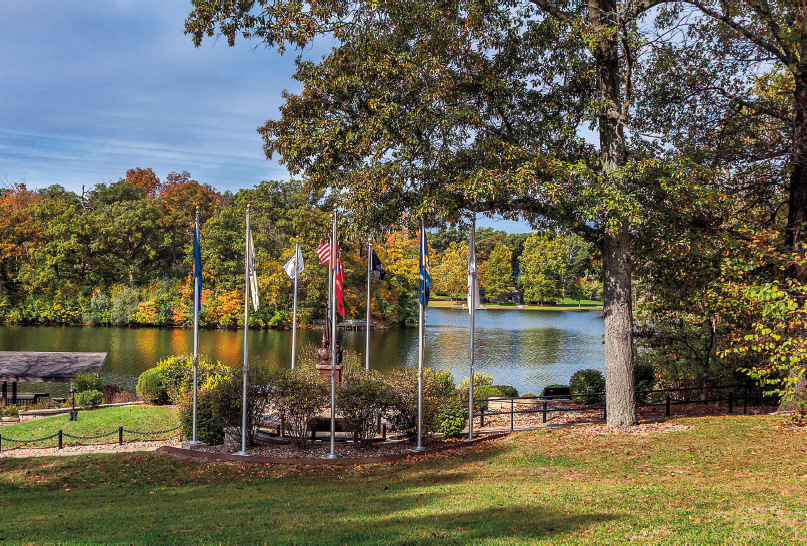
{"left": 468, "top": 224, "right": 480, "bottom": 313}
{"left": 248, "top": 228, "right": 259, "bottom": 311}
{"left": 283, "top": 245, "right": 305, "bottom": 279}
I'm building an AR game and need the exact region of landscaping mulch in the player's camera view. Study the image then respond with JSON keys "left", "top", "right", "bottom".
{"left": 473, "top": 401, "right": 780, "bottom": 434}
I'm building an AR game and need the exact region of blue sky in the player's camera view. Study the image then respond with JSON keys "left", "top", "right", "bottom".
{"left": 0, "top": 1, "right": 529, "bottom": 232}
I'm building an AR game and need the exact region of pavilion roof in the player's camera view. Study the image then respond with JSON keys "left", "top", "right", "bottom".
{"left": 0, "top": 352, "right": 107, "bottom": 383}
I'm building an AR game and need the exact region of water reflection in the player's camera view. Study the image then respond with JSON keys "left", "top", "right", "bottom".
{"left": 0, "top": 308, "right": 603, "bottom": 397}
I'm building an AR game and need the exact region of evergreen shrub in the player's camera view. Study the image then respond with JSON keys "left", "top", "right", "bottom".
{"left": 634, "top": 364, "right": 656, "bottom": 402}
{"left": 137, "top": 368, "right": 169, "bottom": 405}
{"left": 569, "top": 369, "right": 605, "bottom": 404}
{"left": 180, "top": 389, "right": 224, "bottom": 445}
{"left": 491, "top": 385, "right": 518, "bottom": 397}
{"left": 76, "top": 389, "right": 103, "bottom": 407}
{"left": 156, "top": 354, "right": 233, "bottom": 404}
{"left": 211, "top": 367, "right": 272, "bottom": 446}
{"left": 436, "top": 397, "right": 467, "bottom": 438}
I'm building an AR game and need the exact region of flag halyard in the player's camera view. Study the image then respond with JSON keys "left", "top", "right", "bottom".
{"left": 248, "top": 228, "right": 259, "bottom": 311}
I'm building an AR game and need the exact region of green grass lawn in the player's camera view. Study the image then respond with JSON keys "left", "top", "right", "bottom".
{"left": 0, "top": 405, "right": 179, "bottom": 448}
{"left": 1, "top": 415, "right": 805, "bottom": 543}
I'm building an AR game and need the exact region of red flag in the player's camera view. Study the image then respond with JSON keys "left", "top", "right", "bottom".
{"left": 333, "top": 239, "right": 345, "bottom": 316}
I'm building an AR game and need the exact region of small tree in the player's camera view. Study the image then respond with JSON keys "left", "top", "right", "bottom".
{"left": 211, "top": 367, "right": 272, "bottom": 446}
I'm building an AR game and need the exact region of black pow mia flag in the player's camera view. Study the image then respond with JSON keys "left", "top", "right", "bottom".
{"left": 370, "top": 249, "right": 386, "bottom": 281}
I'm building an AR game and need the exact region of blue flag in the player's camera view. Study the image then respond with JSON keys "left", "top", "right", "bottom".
{"left": 419, "top": 218, "right": 430, "bottom": 307}
{"left": 192, "top": 222, "right": 202, "bottom": 314}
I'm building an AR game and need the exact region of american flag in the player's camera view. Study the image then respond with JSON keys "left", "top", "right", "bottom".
{"left": 317, "top": 239, "right": 331, "bottom": 264}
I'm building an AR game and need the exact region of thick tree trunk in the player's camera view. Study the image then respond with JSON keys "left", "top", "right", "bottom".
{"left": 786, "top": 77, "right": 807, "bottom": 283}
{"left": 591, "top": 0, "right": 637, "bottom": 426}
{"left": 603, "top": 221, "right": 637, "bottom": 425}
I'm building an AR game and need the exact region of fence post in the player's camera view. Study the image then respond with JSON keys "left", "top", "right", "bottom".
{"left": 603, "top": 398, "right": 606, "bottom": 421}
{"left": 665, "top": 395, "right": 671, "bottom": 417}
{"left": 0, "top": 434, "right": 2, "bottom": 452}
{"left": 510, "top": 399, "right": 514, "bottom": 432}
{"left": 728, "top": 391, "right": 733, "bottom": 414}
{"left": 382, "top": 423, "right": 387, "bottom": 441}
{"left": 58, "top": 430, "right": 63, "bottom": 450}
{"left": 542, "top": 401, "right": 547, "bottom": 424}
{"left": 119, "top": 426, "right": 123, "bottom": 446}
{"left": 480, "top": 406, "right": 485, "bottom": 428}
{"left": 743, "top": 386, "right": 748, "bottom": 415}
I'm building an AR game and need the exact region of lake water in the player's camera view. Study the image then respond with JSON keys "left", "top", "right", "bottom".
{"left": 0, "top": 308, "right": 604, "bottom": 398}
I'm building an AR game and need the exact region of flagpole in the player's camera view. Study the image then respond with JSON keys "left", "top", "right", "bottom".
{"left": 189, "top": 206, "right": 202, "bottom": 446}
{"left": 415, "top": 218, "right": 426, "bottom": 452}
{"left": 468, "top": 215, "right": 476, "bottom": 442}
{"left": 325, "top": 210, "right": 338, "bottom": 459}
{"left": 366, "top": 238, "right": 371, "bottom": 373}
{"left": 236, "top": 204, "right": 251, "bottom": 456}
{"left": 291, "top": 241, "right": 299, "bottom": 370}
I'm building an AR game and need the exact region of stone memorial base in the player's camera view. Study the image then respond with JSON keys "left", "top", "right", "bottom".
{"left": 316, "top": 364, "right": 343, "bottom": 384}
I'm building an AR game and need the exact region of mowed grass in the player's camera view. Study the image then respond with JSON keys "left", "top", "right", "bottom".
{"left": 0, "top": 406, "right": 179, "bottom": 447}
{"left": 1, "top": 415, "right": 805, "bottom": 543}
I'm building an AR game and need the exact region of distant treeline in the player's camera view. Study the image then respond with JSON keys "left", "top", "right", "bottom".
{"left": 0, "top": 169, "right": 599, "bottom": 328}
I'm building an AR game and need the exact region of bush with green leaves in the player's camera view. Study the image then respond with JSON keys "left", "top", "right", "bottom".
{"left": 569, "top": 369, "right": 605, "bottom": 404}
{"left": 136, "top": 367, "right": 169, "bottom": 405}
{"left": 180, "top": 389, "right": 224, "bottom": 446}
{"left": 471, "top": 385, "right": 504, "bottom": 410}
{"left": 634, "top": 363, "right": 656, "bottom": 402}
{"left": 491, "top": 385, "right": 518, "bottom": 398}
{"left": 336, "top": 363, "right": 393, "bottom": 447}
{"left": 436, "top": 396, "right": 467, "bottom": 438}
{"left": 268, "top": 363, "right": 328, "bottom": 448}
{"left": 76, "top": 389, "right": 103, "bottom": 408}
{"left": 210, "top": 367, "right": 272, "bottom": 447}
{"left": 459, "top": 371, "right": 494, "bottom": 391}
{"left": 1, "top": 405, "right": 19, "bottom": 418}
{"left": 387, "top": 367, "right": 456, "bottom": 440}
{"left": 156, "top": 353, "right": 234, "bottom": 404}
{"left": 71, "top": 372, "right": 103, "bottom": 393}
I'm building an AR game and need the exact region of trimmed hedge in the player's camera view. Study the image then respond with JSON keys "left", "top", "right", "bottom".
{"left": 137, "top": 368, "right": 169, "bottom": 405}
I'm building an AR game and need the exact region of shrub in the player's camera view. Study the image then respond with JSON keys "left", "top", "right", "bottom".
{"left": 436, "top": 397, "right": 467, "bottom": 438}
{"left": 387, "top": 367, "right": 454, "bottom": 440}
{"left": 337, "top": 363, "right": 393, "bottom": 447}
{"left": 103, "top": 384, "right": 120, "bottom": 404}
{"left": 112, "top": 390, "right": 138, "bottom": 404}
{"left": 491, "top": 385, "right": 519, "bottom": 397}
{"left": 634, "top": 363, "right": 656, "bottom": 402}
{"left": 2, "top": 405, "right": 19, "bottom": 417}
{"left": 459, "top": 371, "right": 494, "bottom": 391}
{"left": 522, "top": 393, "right": 538, "bottom": 398}
{"left": 71, "top": 372, "right": 103, "bottom": 393}
{"left": 180, "top": 389, "right": 224, "bottom": 445}
{"left": 268, "top": 363, "right": 328, "bottom": 448}
{"left": 211, "top": 367, "right": 272, "bottom": 446}
{"left": 76, "top": 389, "right": 103, "bottom": 407}
{"left": 471, "top": 385, "right": 504, "bottom": 410}
{"left": 156, "top": 354, "right": 234, "bottom": 404}
{"left": 569, "top": 369, "right": 605, "bottom": 404}
{"left": 137, "top": 368, "right": 169, "bottom": 405}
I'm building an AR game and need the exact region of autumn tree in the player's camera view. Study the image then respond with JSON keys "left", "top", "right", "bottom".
{"left": 125, "top": 168, "right": 161, "bottom": 198}
{"left": 432, "top": 241, "right": 469, "bottom": 302}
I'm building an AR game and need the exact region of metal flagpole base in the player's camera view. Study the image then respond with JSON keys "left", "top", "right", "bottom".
{"left": 411, "top": 446, "right": 426, "bottom": 452}
{"left": 234, "top": 450, "right": 251, "bottom": 456}
{"left": 323, "top": 453, "right": 339, "bottom": 459}
{"left": 185, "top": 440, "right": 204, "bottom": 446}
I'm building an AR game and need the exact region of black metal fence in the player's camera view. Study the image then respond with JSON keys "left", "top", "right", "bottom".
{"left": 473, "top": 384, "right": 778, "bottom": 431}
{"left": 0, "top": 425, "right": 180, "bottom": 452}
